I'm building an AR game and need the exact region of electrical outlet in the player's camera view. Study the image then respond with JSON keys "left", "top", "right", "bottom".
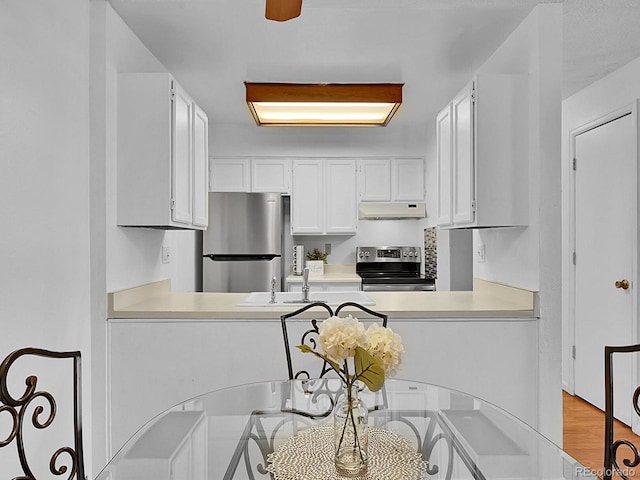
{"left": 325, "top": 243, "right": 332, "bottom": 255}
{"left": 162, "top": 246, "right": 171, "bottom": 264}
{"left": 476, "top": 244, "right": 486, "bottom": 263}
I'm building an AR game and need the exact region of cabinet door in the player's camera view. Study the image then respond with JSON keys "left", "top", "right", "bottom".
{"left": 210, "top": 158, "right": 250, "bottom": 192}
{"left": 252, "top": 158, "right": 291, "bottom": 193}
{"left": 325, "top": 159, "right": 357, "bottom": 234}
{"left": 358, "top": 159, "right": 391, "bottom": 201}
{"left": 192, "top": 105, "right": 208, "bottom": 227}
{"left": 452, "top": 82, "right": 475, "bottom": 225}
{"left": 190, "top": 417, "right": 207, "bottom": 480}
{"left": 392, "top": 158, "right": 424, "bottom": 201}
{"left": 170, "top": 438, "right": 191, "bottom": 480}
{"left": 291, "top": 159, "right": 324, "bottom": 234}
{"left": 172, "top": 83, "right": 193, "bottom": 224}
{"left": 436, "top": 105, "right": 453, "bottom": 226}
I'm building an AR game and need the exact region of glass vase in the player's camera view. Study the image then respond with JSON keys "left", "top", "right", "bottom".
{"left": 334, "top": 382, "right": 369, "bottom": 476}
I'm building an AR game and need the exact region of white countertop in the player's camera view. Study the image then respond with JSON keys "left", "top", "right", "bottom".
{"left": 108, "top": 278, "right": 537, "bottom": 320}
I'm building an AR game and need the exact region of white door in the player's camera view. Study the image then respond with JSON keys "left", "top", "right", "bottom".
{"left": 172, "top": 82, "right": 193, "bottom": 224}
{"left": 392, "top": 157, "right": 425, "bottom": 201}
{"left": 358, "top": 159, "right": 391, "bottom": 201}
{"left": 291, "top": 159, "right": 324, "bottom": 234}
{"left": 574, "top": 111, "right": 637, "bottom": 426}
{"left": 192, "top": 104, "right": 208, "bottom": 227}
{"left": 252, "top": 158, "right": 291, "bottom": 193}
{"left": 436, "top": 105, "right": 453, "bottom": 226}
{"left": 452, "top": 81, "right": 475, "bottom": 225}
{"left": 326, "top": 159, "right": 357, "bottom": 234}
{"left": 210, "top": 158, "right": 250, "bottom": 192}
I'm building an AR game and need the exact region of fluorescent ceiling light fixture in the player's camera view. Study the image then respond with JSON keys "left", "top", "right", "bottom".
{"left": 245, "top": 83, "right": 403, "bottom": 126}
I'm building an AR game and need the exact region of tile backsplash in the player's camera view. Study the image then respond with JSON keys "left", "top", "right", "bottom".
{"left": 424, "top": 227, "right": 437, "bottom": 279}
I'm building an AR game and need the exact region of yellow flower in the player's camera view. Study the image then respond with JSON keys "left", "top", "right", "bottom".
{"left": 318, "top": 315, "right": 368, "bottom": 364}
{"left": 366, "top": 323, "right": 404, "bottom": 377}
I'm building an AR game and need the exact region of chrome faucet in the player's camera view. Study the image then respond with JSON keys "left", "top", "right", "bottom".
{"left": 270, "top": 276, "right": 277, "bottom": 304}
{"left": 302, "top": 267, "right": 310, "bottom": 302}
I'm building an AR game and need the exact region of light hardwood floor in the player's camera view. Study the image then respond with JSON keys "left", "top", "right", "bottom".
{"left": 563, "top": 390, "right": 640, "bottom": 479}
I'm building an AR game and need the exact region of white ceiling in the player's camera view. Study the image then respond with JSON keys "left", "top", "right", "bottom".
{"left": 108, "top": 0, "right": 640, "bottom": 128}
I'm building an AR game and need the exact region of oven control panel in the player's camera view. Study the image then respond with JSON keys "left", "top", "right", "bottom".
{"left": 356, "top": 246, "right": 421, "bottom": 263}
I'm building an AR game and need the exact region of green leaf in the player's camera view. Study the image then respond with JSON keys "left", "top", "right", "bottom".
{"left": 353, "top": 346, "right": 385, "bottom": 392}
{"left": 296, "top": 345, "right": 341, "bottom": 374}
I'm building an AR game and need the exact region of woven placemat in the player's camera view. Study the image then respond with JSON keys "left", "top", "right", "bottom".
{"left": 266, "top": 424, "right": 427, "bottom": 480}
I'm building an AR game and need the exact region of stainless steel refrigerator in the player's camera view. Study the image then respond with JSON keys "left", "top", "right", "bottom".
{"left": 202, "top": 192, "right": 283, "bottom": 292}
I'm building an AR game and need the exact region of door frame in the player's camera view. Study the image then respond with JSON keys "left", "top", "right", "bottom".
{"left": 568, "top": 102, "right": 640, "bottom": 403}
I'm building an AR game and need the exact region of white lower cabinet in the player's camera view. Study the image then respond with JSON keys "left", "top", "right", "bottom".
{"left": 108, "top": 315, "right": 538, "bottom": 460}
{"left": 115, "top": 411, "right": 208, "bottom": 480}
{"left": 291, "top": 158, "right": 357, "bottom": 235}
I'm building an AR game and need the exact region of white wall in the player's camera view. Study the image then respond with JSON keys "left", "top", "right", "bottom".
{"left": 0, "top": 0, "right": 91, "bottom": 475}
{"left": 424, "top": 5, "right": 563, "bottom": 441}
{"left": 292, "top": 219, "right": 429, "bottom": 266}
{"left": 561, "top": 54, "right": 640, "bottom": 392}
{"left": 89, "top": 2, "right": 202, "bottom": 471}
{"left": 479, "top": 5, "right": 563, "bottom": 442}
{"left": 100, "top": 4, "right": 197, "bottom": 294}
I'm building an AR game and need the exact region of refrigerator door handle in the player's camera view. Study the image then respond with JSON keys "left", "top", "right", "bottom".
{"left": 203, "top": 254, "right": 281, "bottom": 262}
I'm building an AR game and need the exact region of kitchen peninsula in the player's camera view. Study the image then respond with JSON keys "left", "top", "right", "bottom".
{"left": 107, "top": 278, "right": 538, "bottom": 455}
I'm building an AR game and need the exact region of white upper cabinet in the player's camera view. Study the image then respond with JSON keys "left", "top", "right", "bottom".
{"left": 451, "top": 83, "right": 475, "bottom": 225}
{"left": 210, "top": 157, "right": 290, "bottom": 193}
{"left": 171, "top": 83, "right": 193, "bottom": 225}
{"left": 358, "top": 159, "right": 391, "bottom": 201}
{"left": 117, "top": 73, "right": 208, "bottom": 230}
{"left": 436, "top": 104, "right": 453, "bottom": 226}
{"left": 291, "top": 159, "right": 324, "bottom": 234}
{"left": 358, "top": 158, "right": 425, "bottom": 202}
{"left": 325, "top": 159, "right": 358, "bottom": 234}
{"left": 192, "top": 104, "right": 209, "bottom": 228}
{"left": 251, "top": 158, "right": 291, "bottom": 193}
{"left": 392, "top": 157, "right": 425, "bottom": 201}
{"left": 436, "top": 74, "right": 528, "bottom": 229}
{"left": 209, "top": 158, "right": 250, "bottom": 192}
{"left": 291, "top": 158, "right": 357, "bottom": 235}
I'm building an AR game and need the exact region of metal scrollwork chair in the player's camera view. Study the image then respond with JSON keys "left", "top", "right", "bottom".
{"left": 280, "top": 301, "right": 388, "bottom": 381}
{"left": 279, "top": 301, "right": 389, "bottom": 419}
{"left": 0, "top": 347, "right": 85, "bottom": 480}
{"left": 604, "top": 344, "right": 640, "bottom": 480}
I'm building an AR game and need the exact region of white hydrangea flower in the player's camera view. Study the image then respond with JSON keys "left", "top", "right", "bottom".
{"left": 366, "top": 323, "right": 404, "bottom": 377}
{"left": 318, "top": 315, "right": 367, "bottom": 364}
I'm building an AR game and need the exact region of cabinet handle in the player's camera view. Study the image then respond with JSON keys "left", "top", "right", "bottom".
{"left": 615, "top": 279, "right": 630, "bottom": 290}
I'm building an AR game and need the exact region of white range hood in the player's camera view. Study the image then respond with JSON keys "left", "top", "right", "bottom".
{"left": 358, "top": 202, "right": 426, "bottom": 220}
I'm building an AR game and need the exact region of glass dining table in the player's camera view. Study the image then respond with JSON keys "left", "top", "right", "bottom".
{"left": 96, "top": 378, "right": 596, "bottom": 480}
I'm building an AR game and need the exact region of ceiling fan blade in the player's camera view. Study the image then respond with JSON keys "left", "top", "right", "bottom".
{"left": 265, "top": 0, "right": 302, "bottom": 22}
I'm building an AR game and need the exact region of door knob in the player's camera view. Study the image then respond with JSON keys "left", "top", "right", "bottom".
{"left": 615, "top": 279, "right": 630, "bottom": 290}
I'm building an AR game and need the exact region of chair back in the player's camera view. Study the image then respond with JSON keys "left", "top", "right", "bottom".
{"left": 0, "top": 347, "right": 85, "bottom": 480}
{"left": 603, "top": 344, "right": 640, "bottom": 480}
{"left": 280, "top": 301, "right": 388, "bottom": 380}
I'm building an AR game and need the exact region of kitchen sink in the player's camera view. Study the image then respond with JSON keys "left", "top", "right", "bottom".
{"left": 237, "top": 291, "right": 375, "bottom": 307}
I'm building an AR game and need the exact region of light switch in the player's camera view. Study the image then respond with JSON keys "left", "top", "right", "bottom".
{"left": 162, "top": 246, "right": 171, "bottom": 264}
{"left": 476, "top": 244, "right": 486, "bottom": 263}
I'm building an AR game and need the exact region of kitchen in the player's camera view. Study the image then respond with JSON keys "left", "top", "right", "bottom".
{"left": 106, "top": 0, "right": 559, "bottom": 470}
{"left": 2, "top": 0, "right": 640, "bottom": 477}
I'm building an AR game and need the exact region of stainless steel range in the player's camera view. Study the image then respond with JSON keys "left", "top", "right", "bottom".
{"left": 356, "top": 246, "right": 436, "bottom": 292}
